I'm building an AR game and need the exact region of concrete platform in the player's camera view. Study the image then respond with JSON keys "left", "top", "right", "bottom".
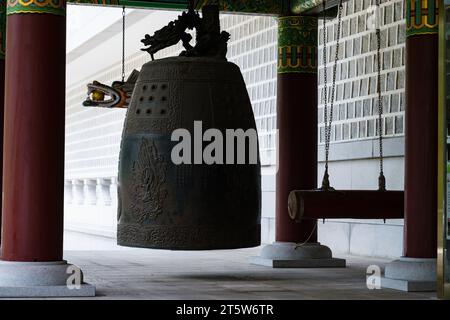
{"left": 381, "top": 257, "right": 437, "bottom": 292}
{"left": 250, "top": 242, "right": 346, "bottom": 268}
{"left": 0, "top": 260, "right": 95, "bottom": 298}
{"left": 249, "top": 256, "right": 346, "bottom": 268}
{"left": 59, "top": 249, "right": 435, "bottom": 300}
{"left": 380, "top": 278, "right": 436, "bottom": 292}
{"left": 4, "top": 231, "right": 431, "bottom": 300}
{"left": 0, "top": 285, "right": 95, "bottom": 298}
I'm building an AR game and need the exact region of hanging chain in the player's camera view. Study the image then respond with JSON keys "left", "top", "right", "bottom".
{"left": 122, "top": 6, "right": 126, "bottom": 83}
{"left": 321, "top": 0, "right": 343, "bottom": 191}
{"left": 322, "top": 0, "right": 328, "bottom": 163}
{"left": 375, "top": 0, "right": 386, "bottom": 191}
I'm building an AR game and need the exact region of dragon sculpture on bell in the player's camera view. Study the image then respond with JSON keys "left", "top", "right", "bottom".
{"left": 83, "top": 0, "right": 230, "bottom": 109}
{"left": 141, "top": 0, "right": 230, "bottom": 60}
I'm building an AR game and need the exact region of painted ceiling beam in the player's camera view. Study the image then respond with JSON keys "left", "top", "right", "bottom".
{"left": 194, "top": 0, "right": 285, "bottom": 15}
{"left": 69, "top": 0, "right": 188, "bottom": 10}
{"left": 68, "top": 0, "right": 342, "bottom": 16}
{"left": 291, "top": 0, "right": 340, "bottom": 14}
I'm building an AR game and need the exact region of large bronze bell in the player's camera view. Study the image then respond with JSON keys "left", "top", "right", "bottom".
{"left": 116, "top": 4, "right": 261, "bottom": 250}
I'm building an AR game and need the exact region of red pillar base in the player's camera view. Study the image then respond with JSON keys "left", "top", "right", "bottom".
{"left": 0, "top": 260, "right": 95, "bottom": 297}
{"left": 249, "top": 242, "right": 346, "bottom": 268}
{"left": 381, "top": 258, "right": 436, "bottom": 292}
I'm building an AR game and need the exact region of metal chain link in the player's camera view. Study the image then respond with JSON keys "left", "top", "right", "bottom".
{"left": 376, "top": 0, "right": 386, "bottom": 191}
{"left": 322, "top": 0, "right": 328, "bottom": 164}
{"left": 321, "top": 0, "right": 343, "bottom": 190}
{"left": 122, "top": 6, "right": 126, "bottom": 83}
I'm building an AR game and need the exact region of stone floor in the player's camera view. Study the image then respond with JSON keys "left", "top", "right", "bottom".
{"left": 57, "top": 231, "right": 437, "bottom": 300}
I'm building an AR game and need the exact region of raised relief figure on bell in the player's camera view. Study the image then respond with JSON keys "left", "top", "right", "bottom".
{"left": 116, "top": 1, "right": 261, "bottom": 250}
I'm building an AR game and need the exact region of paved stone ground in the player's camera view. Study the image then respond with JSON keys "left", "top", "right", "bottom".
{"left": 59, "top": 232, "right": 436, "bottom": 300}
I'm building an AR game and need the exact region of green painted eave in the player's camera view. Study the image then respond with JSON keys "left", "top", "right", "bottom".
{"left": 121, "top": 0, "right": 187, "bottom": 10}
{"left": 291, "top": 0, "right": 324, "bottom": 14}
{"left": 68, "top": 0, "right": 341, "bottom": 16}
{"left": 291, "top": 0, "right": 347, "bottom": 16}
{"left": 69, "top": 0, "right": 188, "bottom": 10}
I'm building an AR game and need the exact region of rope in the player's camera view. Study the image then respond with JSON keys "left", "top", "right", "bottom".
{"left": 294, "top": 223, "right": 318, "bottom": 249}
{"left": 321, "top": 0, "right": 343, "bottom": 191}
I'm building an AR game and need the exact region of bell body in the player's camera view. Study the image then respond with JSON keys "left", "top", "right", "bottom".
{"left": 117, "top": 57, "right": 261, "bottom": 250}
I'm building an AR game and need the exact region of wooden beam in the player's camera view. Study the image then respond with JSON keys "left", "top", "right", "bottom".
{"left": 67, "top": 0, "right": 341, "bottom": 16}
{"left": 288, "top": 190, "right": 404, "bottom": 222}
{"left": 195, "top": 0, "right": 284, "bottom": 15}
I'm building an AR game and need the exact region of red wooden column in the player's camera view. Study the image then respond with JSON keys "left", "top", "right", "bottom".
{"left": 1, "top": 1, "right": 66, "bottom": 261}
{"left": 252, "top": 15, "right": 344, "bottom": 267}
{"left": 276, "top": 15, "right": 318, "bottom": 243}
{"left": 382, "top": 0, "right": 439, "bottom": 291}
{"left": 0, "top": 1, "right": 5, "bottom": 245}
{"left": 403, "top": 0, "right": 438, "bottom": 259}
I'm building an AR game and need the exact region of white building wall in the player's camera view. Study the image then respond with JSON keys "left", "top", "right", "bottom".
{"left": 65, "top": 0, "right": 406, "bottom": 258}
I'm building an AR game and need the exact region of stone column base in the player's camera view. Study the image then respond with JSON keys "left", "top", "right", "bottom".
{"left": 249, "top": 242, "right": 346, "bottom": 268}
{"left": 0, "top": 260, "right": 95, "bottom": 297}
{"left": 381, "top": 257, "right": 436, "bottom": 292}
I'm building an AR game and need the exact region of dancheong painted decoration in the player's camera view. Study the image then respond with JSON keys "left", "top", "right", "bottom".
{"left": 6, "top": 0, "right": 66, "bottom": 16}
{"left": 406, "top": 0, "right": 439, "bottom": 37}
{"left": 277, "top": 15, "right": 318, "bottom": 74}
{"left": 66, "top": 0, "right": 333, "bottom": 16}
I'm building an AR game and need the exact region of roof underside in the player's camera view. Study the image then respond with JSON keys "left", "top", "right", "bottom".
{"left": 68, "top": 0, "right": 344, "bottom": 16}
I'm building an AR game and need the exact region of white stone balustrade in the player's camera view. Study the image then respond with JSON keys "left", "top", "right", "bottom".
{"left": 72, "top": 179, "right": 84, "bottom": 205}
{"left": 64, "top": 180, "right": 73, "bottom": 204}
{"left": 110, "top": 177, "right": 118, "bottom": 207}
{"left": 96, "top": 178, "right": 112, "bottom": 206}
{"left": 84, "top": 179, "right": 97, "bottom": 205}
{"left": 65, "top": 177, "right": 117, "bottom": 206}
